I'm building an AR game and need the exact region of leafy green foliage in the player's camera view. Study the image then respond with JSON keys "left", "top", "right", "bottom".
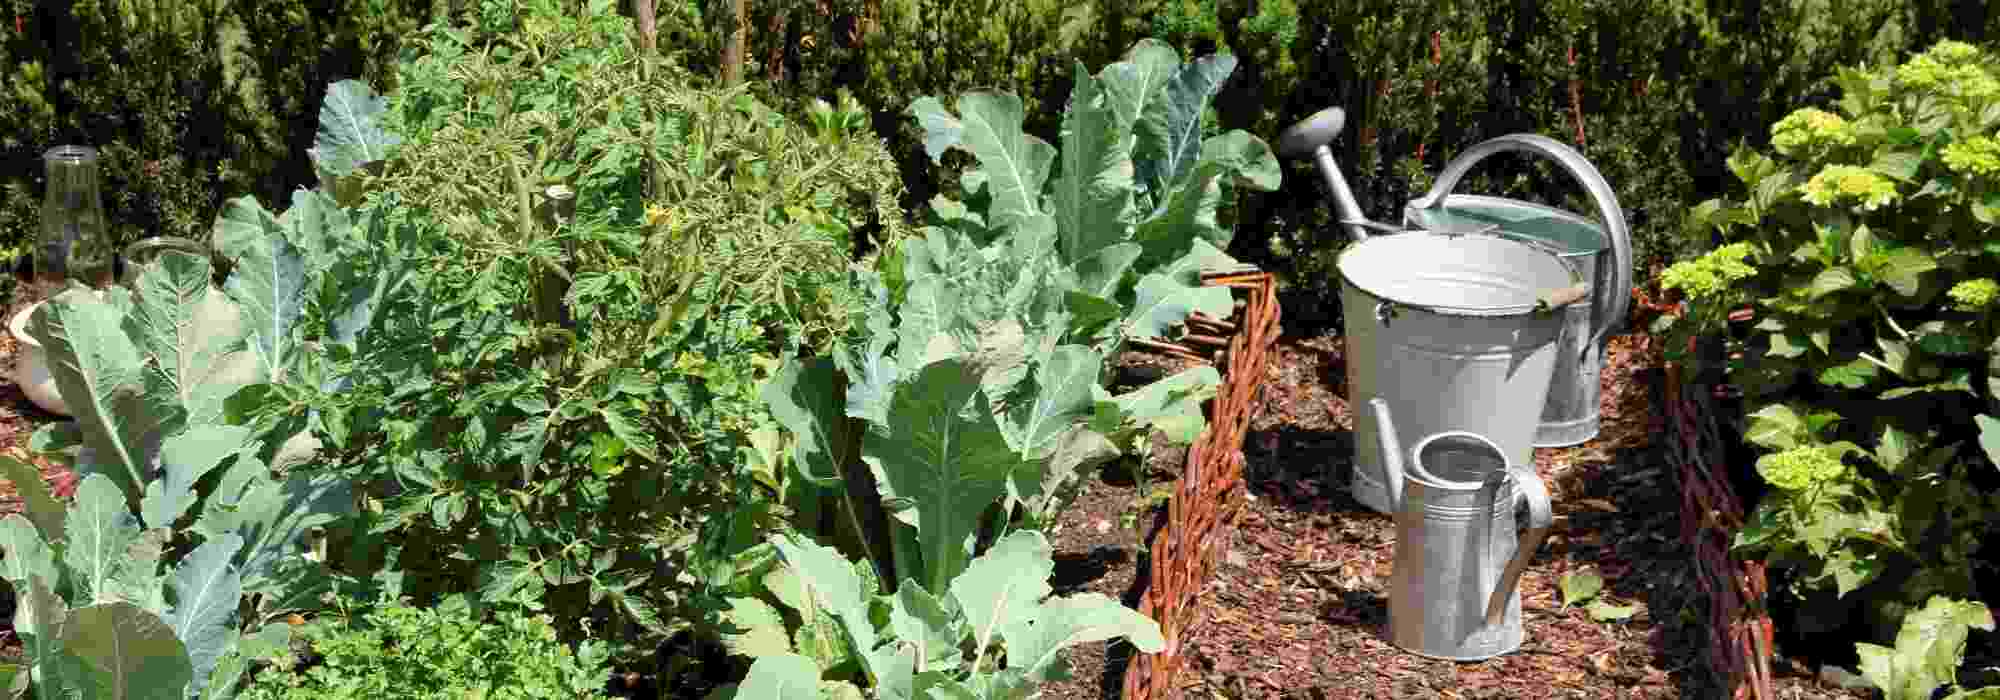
{"left": 0, "top": 110, "right": 385, "bottom": 692}
{"left": 1855, "top": 596, "right": 1996, "bottom": 700}
{"left": 260, "top": 0, "right": 912, "bottom": 668}
{"left": 238, "top": 595, "right": 612, "bottom": 700}
{"left": 1661, "top": 44, "right": 2000, "bottom": 644}
{"left": 1730, "top": 402, "right": 1999, "bottom": 643}
{"left": 711, "top": 531, "right": 1164, "bottom": 698}
{"left": 1555, "top": 568, "right": 1638, "bottom": 622}
{"left": 0, "top": 467, "right": 312, "bottom": 700}
{"left": 759, "top": 39, "right": 1273, "bottom": 603}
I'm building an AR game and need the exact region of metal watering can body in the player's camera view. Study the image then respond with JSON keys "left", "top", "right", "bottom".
{"left": 1403, "top": 135, "right": 1633, "bottom": 448}
{"left": 1278, "top": 109, "right": 1632, "bottom": 450}
{"left": 1369, "top": 398, "right": 1554, "bottom": 661}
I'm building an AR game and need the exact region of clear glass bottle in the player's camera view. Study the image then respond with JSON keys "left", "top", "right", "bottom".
{"left": 37, "top": 145, "right": 114, "bottom": 289}
{"left": 120, "top": 236, "right": 210, "bottom": 289}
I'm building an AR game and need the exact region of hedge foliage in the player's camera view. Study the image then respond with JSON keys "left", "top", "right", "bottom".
{"left": 0, "top": 0, "right": 442, "bottom": 269}
{"left": 662, "top": 0, "right": 2000, "bottom": 322}
{"left": 9, "top": 0, "right": 1998, "bottom": 324}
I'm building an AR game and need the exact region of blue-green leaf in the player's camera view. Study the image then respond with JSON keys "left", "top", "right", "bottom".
{"left": 0, "top": 516, "right": 56, "bottom": 590}
{"left": 862, "top": 360, "right": 1028, "bottom": 592}
{"left": 61, "top": 602, "right": 193, "bottom": 700}
{"left": 63, "top": 474, "right": 143, "bottom": 606}
{"left": 735, "top": 653, "right": 823, "bottom": 699}
{"left": 762, "top": 357, "right": 852, "bottom": 486}
{"left": 139, "top": 425, "right": 254, "bottom": 531}
{"left": 0, "top": 455, "right": 65, "bottom": 542}
{"left": 308, "top": 79, "right": 402, "bottom": 177}
{"left": 169, "top": 533, "right": 245, "bottom": 697}
{"left": 214, "top": 196, "right": 309, "bottom": 384}
{"left": 1051, "top": 62, "right": 1138, "bottom": 269}
{"left": 949, "top": 530, "right": 1054, "bottom": 659}
{"left": 1133, "top": 42, "right": 1235, "bottom": 197}
{"left": 30, "top": 291, "right": 178, "bottom": 503}
{"left": 909, "top": 93, "right": 1056, "bottom": 236}
{"left": 1123, "top": 240, "right": 1237, "bottom": 340}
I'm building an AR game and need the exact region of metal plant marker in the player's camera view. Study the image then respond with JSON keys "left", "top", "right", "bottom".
{"left": 1371, "top": 398, "right": 1553, "bottom": 661}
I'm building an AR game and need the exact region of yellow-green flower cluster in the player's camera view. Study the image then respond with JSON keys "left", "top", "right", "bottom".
{"left": 1943, "top": 136, "right": 2000, "bottom": 178}
{"left": 1948, "top": 278, "right": 2000, "bottom": 311}
{"left": 1801, "top": 164, "right": 1899, "bottom": 211}
{"left": 1771, "top": 108, "right": 1857, "bottom": 156}
{"left": 1660, "top": 242, "right": 1757, "bottom": 300}
{"left": 1757, "top": 445, "right": 1848, "bottom": 491}
{"left": 1896, "top": 40, "right": 2000, "bottom": 101}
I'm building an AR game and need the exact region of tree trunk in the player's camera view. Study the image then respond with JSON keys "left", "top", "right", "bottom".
{"left": 722, "top": 0, "right": 748, "bottom": 86}
{"left": 632, "top": 0, "right": 656, "bottom": 53}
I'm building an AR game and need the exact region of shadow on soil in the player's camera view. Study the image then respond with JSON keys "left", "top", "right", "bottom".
{"left": 1234, "top": 366, "right": 1730, "bottom": 699}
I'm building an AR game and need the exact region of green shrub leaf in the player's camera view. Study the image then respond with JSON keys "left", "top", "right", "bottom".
{"left": 1976, "top": 415, "right": 2000, "bottom": 469}
{"left": 1745, "top": 404, "right": 1806, "bottom": 450}
{"left": 1877, "top": 248, "right": 1939, "bottom": 297}
{"left": 1807, "top": 267, "right": 1858, "bottom": 298}
{"left": 1818, "top": 358, "right": 1879, "bottom": 388}
{"left": 718, "top": 597, "right": 794, "bottom": 659}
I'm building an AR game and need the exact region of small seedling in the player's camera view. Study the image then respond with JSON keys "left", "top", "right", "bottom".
{"left": 1560, "top": 567, "right": 1640, "bottom": 622}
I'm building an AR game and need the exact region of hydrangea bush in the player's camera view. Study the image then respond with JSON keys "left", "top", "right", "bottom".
{"left": 1662, "top": 40, "right": 2000, "bottom": 644}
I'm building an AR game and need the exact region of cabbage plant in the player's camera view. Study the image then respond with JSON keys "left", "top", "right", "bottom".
{"left": 0, "top": 79, "right": 402, "bottom": 700}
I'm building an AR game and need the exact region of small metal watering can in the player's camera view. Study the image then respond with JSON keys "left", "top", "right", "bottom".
{"left": 1368, "top": 398, "right": 1554, "bottom": 662}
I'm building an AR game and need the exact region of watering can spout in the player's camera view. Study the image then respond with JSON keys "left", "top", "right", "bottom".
{"left": 1366, "top": 398, "right": 1405, "bottom": 511}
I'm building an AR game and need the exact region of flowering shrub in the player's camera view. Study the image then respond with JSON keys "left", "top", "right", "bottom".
{"left": 1665, "top": 39, "right": 2000, "bottom": 646}
{"left": 1757, "top": 444, "right": 1850, "bottom": 492}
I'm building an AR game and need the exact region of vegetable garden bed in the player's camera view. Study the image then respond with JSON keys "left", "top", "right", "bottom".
{"left": 0, "top": 285, "right": 1873, "bottom": 700}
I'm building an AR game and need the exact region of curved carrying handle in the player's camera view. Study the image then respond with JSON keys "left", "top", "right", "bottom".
{"left": 1366, "top": 398, "right": 1405, "bottom": 512}
{"left": 1277, "top": 107, "right": 1374, "bottom": 243}
{"left": 1408, "top": 134, "right": 1632, "bottom": 351}
{"left": 1479, "top": 468, "right": 1554, "bottom": 631}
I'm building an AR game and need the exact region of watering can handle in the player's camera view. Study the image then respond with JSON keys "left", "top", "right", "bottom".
{"left": 1407, "top": 134, "right": 1633, "bottom": 351}
{"left": 1277, "top": 107, "right": 1374, "bottom": 244}
{"left": 1481, "top": 468, "right": 1554, "bottom": 631}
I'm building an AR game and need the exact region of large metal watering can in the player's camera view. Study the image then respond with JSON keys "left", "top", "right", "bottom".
{"left": 1280, "top": 106, "right": 1632, "bottom": 453}
{"left": 1406, "top": 135, "right": 1633, "bottom": 448}
{"left": 1368, "top": 397, "right": 1553, "bottom": 662}
{"left": 1278, "top": 108, "right": 1592, "bottom": 513}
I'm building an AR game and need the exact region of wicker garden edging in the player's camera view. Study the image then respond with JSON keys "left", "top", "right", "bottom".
{"left": 1666, "top": 336, "right": 1776, "bottom": 700}
{"left": 1120, "top": 267, "right": 1281, "bottom": 700}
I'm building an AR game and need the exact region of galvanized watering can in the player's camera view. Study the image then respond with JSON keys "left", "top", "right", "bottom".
{"left": 1369, "top": 398, "right": 1554, "bottom": 662}
{"left": 1278, "top": 108, "right": 1591, "bottom": 513}
{"left": 1277, "top": 108, "right": 1632, "bottom": 511}
{"left": 1405, "top": 135, "right": 1633, "bottom": 448}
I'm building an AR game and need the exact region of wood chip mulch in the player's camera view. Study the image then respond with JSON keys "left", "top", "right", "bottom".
{"left": 1039, "top": 332, "right": 1872, "bottom": 700}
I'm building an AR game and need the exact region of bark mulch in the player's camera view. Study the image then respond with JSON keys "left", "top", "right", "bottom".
{"left": 1038, "top": 332, "right": 1872, "bottom": 700}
